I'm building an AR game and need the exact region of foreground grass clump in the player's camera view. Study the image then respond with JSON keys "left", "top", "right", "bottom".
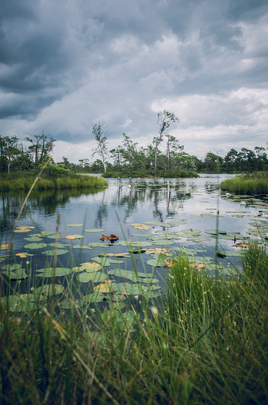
{"left": 0, "top": 245, "right": 267, "bottom": 404}
{"left": 0, "top": 173, "right": 108, "bottom": 191}
{"left": 221, "top": 171, "right": 268, "bottom": 195}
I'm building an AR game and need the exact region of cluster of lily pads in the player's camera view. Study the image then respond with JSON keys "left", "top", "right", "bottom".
{"left": 2, "top": 191, "right": 268, "bottom": 314}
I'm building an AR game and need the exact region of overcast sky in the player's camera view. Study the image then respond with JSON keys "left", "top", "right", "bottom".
{"left": 1, "top": 0, "right": 268, "bottom": 163}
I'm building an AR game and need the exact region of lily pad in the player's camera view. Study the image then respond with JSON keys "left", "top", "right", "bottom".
{"left": 72, "top": 244, "right": 93, "bottom": 250}
{"left": 0, "top": 244, "right": 10, "bottom": 250}
{"left": 3, "top": 269, "right": 28, "bottom": 280}
{"left": 24, "top": 243, "right": 47, "bottom": 250}
{"left": 109, "top": 268, "right": 157, "bottom": 283}
{"left": 65, "top": 235, "right": 84, "bottom": 240}
{"left": 34, "top": 284, "right": 65, "bottom": 296}
{"left": 42, "top": 249, "right": 68, "bottom": 256}
{"left": 205, "top": 230, "right": 227, "bottom": 235}
{"left": 88, "top": 242, "right": 110, "bottom": 248}
{"left": 67, "top": 223, "right": 83, "bottom": 227}
{"left": 47, "top": 243, "right": 67, "bottom": 248}
{"left": 36, "top": 268, "right": 73, "bottom": 277}
{"left": 113, "top": 283, "right": 162, "bottom": 296}
{"left": 131, "top": 224, "right": 154, "bottom": 230}
{"left": 0, "top": 295, "right": 37, "bottom": 312}
{"left": 16, "top": 252, "right": 34, "bottom": 258}
{"left": 24, "top": 237, "right": 42, "bottom": 242}
{"left": 151, "top": 239, "right": 175, "bottom": 245}
{"left": 92, "top": 257, "right": 124, "bottom": 265}
{"left": 94, "top": 280, "right": 117, "bottom": 293}
{"left": 147, "top": 253, "right": 167, "bottom": 267}
{"left": 85, "top": 228, "right": 104, "bottom": 233}
{"left": 77, "top": 272, "right": 107, "bottom": 283}
{"left": 79, "top": 262, "right": 102, "bottom": 272}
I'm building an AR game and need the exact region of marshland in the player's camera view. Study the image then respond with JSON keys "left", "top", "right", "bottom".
{"left": 1, "top": 172, "right": 268, "bottom": 404}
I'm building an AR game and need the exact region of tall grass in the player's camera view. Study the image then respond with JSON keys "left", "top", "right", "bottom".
{"left": 0, "top": 173, "right": 107, "bottom": 191}
{"left": 221, "top": 172, "right": 268, "bottom": 194}
{"left": 0, "top": 244, "right": 267, "bottom": 404}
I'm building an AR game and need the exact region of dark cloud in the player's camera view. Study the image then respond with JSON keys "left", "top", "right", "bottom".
{"left": 0, "top": 0, "right": 267, "bottom": 159}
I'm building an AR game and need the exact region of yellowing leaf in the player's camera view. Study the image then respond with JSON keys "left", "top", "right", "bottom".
{"left": 146, "top": 248, "right": 171, "bottom": 255}
{"left": 0, "top": 244, "right": 10, "bottom": 250}
{"left": 131, "top": 224, "right": 155, "bottom": 230}
{"left": 94, "top": 280, "right": 115, "bottom": 293}
{"left": 65, "top": 234, "right": 84, "bottom": 240}
{"left": 106, "top": 252, "right": 129, "bottom": 257}
{"left": 16, "top": 253, "right": 27, "bottom": 258}
{"left": 16, "top": 226, "right": 35, "bottom": 230}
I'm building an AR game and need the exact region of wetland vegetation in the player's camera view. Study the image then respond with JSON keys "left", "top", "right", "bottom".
{"left": 1, "top": 175, "right": 268, "bottom": 403}
{"left": 221, "top": 171, "right": 268, "bottom": 195}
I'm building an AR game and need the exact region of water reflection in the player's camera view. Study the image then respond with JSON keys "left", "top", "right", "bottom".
{"left": 0, "top": 187, "right": 106, "bottom": 234}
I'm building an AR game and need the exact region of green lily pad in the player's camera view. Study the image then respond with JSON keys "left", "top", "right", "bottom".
{"left": 3, "top": 264, "right": 22, "bottom": 271}
{"left": 47, "top": 243, "right": 67, "bottom": 248}
{"left": 77, "top": 272, "right": 107, "bottom": 283}
{"left": 109, "top": 268, "right": 158, "bottom": 283}
{"left": 0, "top": 295, "right": 37, "bottom": 312}
{"left": 24, "top": 237, "right": 42, "bottom": 242}
{"left": 205, "top": 230, "right": 227, "bottom": 235}
{"left": 42, "top": 249, "right": 68, "bottom": 256}
{"left": 24, "top": 243, "right": 47, "bottom": 249}
{"left": 36, "top": 268, "right": 73, "bottom": 277}
{"left": 59, "top": 299, "right": 86, "bottom": 309}
{"left": 72, "top": 244, "right": 93, "bottom": 249}
{"left": 147, "top": 253, "right": 167, "bottom": 267}
{"left": 3, "top": 269, "right": 28, "bottom": 280}
{"left": 33, "top": 284, "right": 65, "bottom": 296}
{"left": 92, "top": 257, "right": 124, "bottom": 265}
{"left": 85, "top": 228, "right": 104, "bottom": 233}
{"left": 166, "top": 220, "right": 187, "bottom": 226}
{"left": 113, "top": 283, "right": 162, "bottom": 296}
{"left": 46, "top": 234, "right": 64, "bottom": 239}
{"left": 88, "top": 242, "right": 111, "bottom": 248}
{"left": 151, "top": 240, "right": 175, "bottom": 245}
{"left": 79, "top": 262, "right": 102, "bottom": 272}
{"left": 83, "top": 293, "right": 112, "bottom": 303}
{"left": 67, "top": 223, "right": 83, "bottom": 227}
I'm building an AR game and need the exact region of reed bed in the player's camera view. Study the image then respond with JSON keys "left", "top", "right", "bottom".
{"left": 0, "top": 174, "right": 108, "bottom": 191}
{"left": 221, "top": 172, "right": 268, "bottom": 195}
{"left": 0, "top": 244, "right": 267, "bottom": 404}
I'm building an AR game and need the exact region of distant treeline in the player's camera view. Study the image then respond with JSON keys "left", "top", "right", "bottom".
{"left": 1, "top": 132, "right": 267, "bottom": 177}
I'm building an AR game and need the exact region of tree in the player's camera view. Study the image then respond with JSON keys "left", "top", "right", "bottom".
{"left": 165, "top": 134, "right": 183, "bottom": 170}
{"left": 92, "top": 123, "right": 108, "bottom": 172}
{"left": 26, "top": 133, "right": 55, "bottom": 168}
{"left": 153, "top": 111, "right": 179, "bottom": 175}
{"left": 204, "top": 152, "right": 223, "bottom": 171}
{"left": 224, "top": 148, "right": 239, "bottom": 172}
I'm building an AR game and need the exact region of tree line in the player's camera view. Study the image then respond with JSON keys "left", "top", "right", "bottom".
{"left": 1, "top": 110, "right": 267, "bottom": 176}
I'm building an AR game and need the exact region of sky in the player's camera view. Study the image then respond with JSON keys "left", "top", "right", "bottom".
{"left": 0, "top": 0, "right": 268, "bottom": 163}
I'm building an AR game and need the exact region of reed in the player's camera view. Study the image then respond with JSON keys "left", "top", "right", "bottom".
{"left": 0, "top": 173, "right": 108, "bottom": 191}
{"left": 221, "top": 172, "right": 268, "bottom": 194}
{"left": 0, "top": 165, "right": 267, "bottom": 404}
{"left": 0, "top": 244, "right": 267, "bottom": 404}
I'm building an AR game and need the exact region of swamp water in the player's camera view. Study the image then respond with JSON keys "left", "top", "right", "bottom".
{"left": 1, "top": 174, "right": 268, "bottom": 313}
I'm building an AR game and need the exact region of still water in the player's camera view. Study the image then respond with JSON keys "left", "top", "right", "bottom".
{"left": 1, "top": 173, "right": 267, "bottom": 296}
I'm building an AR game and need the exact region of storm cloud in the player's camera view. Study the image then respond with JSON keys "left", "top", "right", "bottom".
{"left": 0, "top": 0, "right": 267, "bottom": 161}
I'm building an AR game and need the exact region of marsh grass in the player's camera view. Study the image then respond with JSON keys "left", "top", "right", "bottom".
{"left": 221, "top": 171, "right": 268, "bottom": 195}
{"left": 0, "top": 164, "right": 267, "bottom": 404}
{"left": 0, "top": 173, "right": 107, "bottom": 191}
{"left": 0, "top": 243, "right": 267, "bottom": 404}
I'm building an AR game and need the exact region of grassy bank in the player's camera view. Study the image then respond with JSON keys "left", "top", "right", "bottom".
{"left": 221, "top": 172, "right": 268, "bottom": 195}
{"left": 103, "top": 170, "right": 199, "bottom": 178}
{"left": 0, "top": 244, "right": 267, "bottom": 404}
{"left": 0, "top": 173, "right": 108, "bottom": 191}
